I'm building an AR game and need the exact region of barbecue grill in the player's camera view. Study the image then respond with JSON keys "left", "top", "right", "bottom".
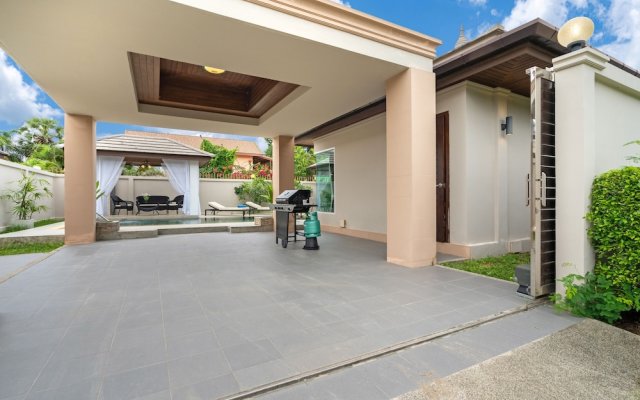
{"left": 273, "top": 189, "right": 314, "bottom": 248}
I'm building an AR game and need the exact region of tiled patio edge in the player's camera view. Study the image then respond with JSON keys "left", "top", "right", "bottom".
{"left": 219, "top": 298, "right": 549, "bottom": 400}
{"left": 0, "top": 246, "right": 64, "bottom": 285}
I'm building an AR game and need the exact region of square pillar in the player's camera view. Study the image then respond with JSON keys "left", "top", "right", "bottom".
{"left": 272, "top": 136, "right": 295, "bottom": 199}
{"left": 64, "top": 114, "right": 96, "bottom": 244}
{"left": 386, "top": 68, "right": 437, "bottom": 267}
{"left": 553, "top": 48, "right": 609, "bottom": 292}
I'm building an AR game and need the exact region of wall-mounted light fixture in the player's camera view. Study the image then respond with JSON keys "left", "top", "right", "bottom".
{"left": 501, "top": 116, "right": 513, "bottom": 135}
{"left": 558, "top": 17, "right": 595, "bottom": 52}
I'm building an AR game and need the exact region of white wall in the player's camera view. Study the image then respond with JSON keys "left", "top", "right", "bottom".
{"left": 554, "top": 48, "right": 640, "bottom": 290}
{"left": 314, "top": 114, "right": 387, "bottom": 235}
{"left": 0, "top": 160, "right": 64, "bottom": 228}
{"left": 436, "top": 82, "right": 531, "bottom": 257}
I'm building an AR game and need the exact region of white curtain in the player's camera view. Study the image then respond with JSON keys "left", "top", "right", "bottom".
{"left": 162, "top": 159, "right": 201, "bottom": 215}
{"left": 96, "top": 155, "right": 124, "bottom": 215}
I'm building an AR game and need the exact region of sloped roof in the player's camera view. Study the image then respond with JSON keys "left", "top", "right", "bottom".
{"left": 96, "top": 135, "right": 212, "bottom": 165}
{"left": 125, "top": 130, "right": 265, "bottom": 156}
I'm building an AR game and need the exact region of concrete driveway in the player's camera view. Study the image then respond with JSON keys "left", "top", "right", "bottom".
{"left": 0, "top": 232, "right": 533, "bottom": 400}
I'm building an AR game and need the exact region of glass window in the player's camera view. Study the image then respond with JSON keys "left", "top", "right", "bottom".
{"left": 315, "top": 148, "right": 334, "bottom": 213}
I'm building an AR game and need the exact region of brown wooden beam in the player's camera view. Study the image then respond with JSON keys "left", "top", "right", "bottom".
{"left": 295, "top": 98, "right": 386, "bottom": 146}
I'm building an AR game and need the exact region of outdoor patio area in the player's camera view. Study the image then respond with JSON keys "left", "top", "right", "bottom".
{"left": 0, "top": 232, "right": 575, "bottom": 400}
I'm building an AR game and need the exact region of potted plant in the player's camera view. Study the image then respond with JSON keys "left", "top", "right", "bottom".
{"left": 0, "top": 171, "right": 52, "bottom": 229}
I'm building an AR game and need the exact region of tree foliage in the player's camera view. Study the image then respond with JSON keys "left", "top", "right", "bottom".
{"left": 1, "top": 118, "right": 65, "bottom": 172}
{"left": 294, "top": 146, "right": 315, "bottom": 178}
{"left": 199, "top": 140, "right": 237, "bottom": 175}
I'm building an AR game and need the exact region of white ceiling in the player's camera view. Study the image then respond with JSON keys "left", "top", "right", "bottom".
{"left": 0, "top": 0, "right": 435, "bottom": 137}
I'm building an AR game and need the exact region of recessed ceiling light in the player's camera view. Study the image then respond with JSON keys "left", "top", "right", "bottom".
{"left": 204, "top": 66, "right": 225, "bottom": 74}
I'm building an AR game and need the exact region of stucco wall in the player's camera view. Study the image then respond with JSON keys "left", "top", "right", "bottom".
{"left": 594, "top": 80, "right": 639, "bottom": 173}
{"left": 314, "top": 114, "right": 387, "bottom": 235}
{"left": 554, "top": 49, "right": 640, "bottom": 290}
{"left": 112, "top": 176, "right": 315, "bottom": 215}
{"left": 0, "top": 160, "right": 64, "bottom": 228}
{"left": 436, "top": 82, "right": 531, "bottom": 257}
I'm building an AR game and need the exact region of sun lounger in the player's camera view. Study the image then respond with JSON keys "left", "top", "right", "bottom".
{"left": 245, "top": 201, "right": 271, "bottom": 213}
{"left": 205, "top": 201, "right": 249, "bottom": 217}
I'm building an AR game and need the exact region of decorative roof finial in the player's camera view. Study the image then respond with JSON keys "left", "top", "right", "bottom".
{"left": 455, "top": 25, "right": 468, "bottom": 48}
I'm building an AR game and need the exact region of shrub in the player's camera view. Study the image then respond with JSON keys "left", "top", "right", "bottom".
{"left": 0, "top": 171, "right": 52, "bottom": 220}
{"left": 234, "top": 177, "right": 272, "bottom": 204}
{"left": 585, "top": 166, "right": 640, "bottom": 310}
{"left": 551, "top": 273, "right": 637, "bottom": 324}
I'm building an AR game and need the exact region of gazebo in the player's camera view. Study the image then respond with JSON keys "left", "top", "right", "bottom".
{"left": 95, "top": 135, "right": 212, "bottom": 216}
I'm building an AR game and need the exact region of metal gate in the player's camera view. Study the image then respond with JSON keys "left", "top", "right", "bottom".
{"left": 527, "top": 67, "right": 556, "bottom": 298}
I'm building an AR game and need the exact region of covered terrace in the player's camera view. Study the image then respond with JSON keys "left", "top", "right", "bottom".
{"left": 0, "top": 0, "right": 441, "bottom": 267}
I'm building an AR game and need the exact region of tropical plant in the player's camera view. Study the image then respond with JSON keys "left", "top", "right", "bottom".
{"left": 0, "top": 171, "right": 52, "bottom": 220}
{"left": 96, "top": 181, "right": 104, "bottom": 200}
{"left": 625, "top": 140, "right": 640, "bottom": 164}
{"left": 294, "top": 146, "right": 316, "bottom": 178}
{"left": 199, "top": 140, "right": 237, "bottom": 176}
{"left": 2, "top": 118, "right": 64, "bottom": 162}
{"left": 551, "top": 273, "right": 637, "bottom": 324}
{"left": 234, "top": 177, "right": 273, "bottom": 204}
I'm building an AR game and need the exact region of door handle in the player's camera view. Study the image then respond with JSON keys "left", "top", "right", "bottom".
{"left": 436, "top": 183, "right": 445, "bottom": 189}
{"left": 541, "top": 172, "right": 547, "bottom": 207}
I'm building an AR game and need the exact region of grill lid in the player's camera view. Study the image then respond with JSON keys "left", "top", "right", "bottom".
{"left": 275, "top": 189, "right": 311, "bottom": 204}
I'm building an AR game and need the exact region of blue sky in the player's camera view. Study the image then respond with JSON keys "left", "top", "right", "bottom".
{"left": 0, "top": 0, "right": 638, "bottom": 149}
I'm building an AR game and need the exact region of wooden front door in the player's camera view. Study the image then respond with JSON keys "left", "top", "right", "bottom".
{"left": 436, "top": 112, "right": 450, "bottom": 243}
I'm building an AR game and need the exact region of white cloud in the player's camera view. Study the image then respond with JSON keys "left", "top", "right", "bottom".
{"left": 469, "top": 0, "right": 487, "bottom": 5}
{"left": 327, "top": 0, "right": 351, "bottom": 7}
{"left": 0, "top": 49, "right": 61, "bottom": 125}
{"left": 598, "top": 0, "right": 640, "bottom": 68}
{"left": 491, "top": 8, "right": 501, "bottom": 16}
{"left": 502, "top": 0, "right": 570, "bottom": 29}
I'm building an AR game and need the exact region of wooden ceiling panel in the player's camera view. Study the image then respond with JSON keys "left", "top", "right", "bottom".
{"left": 129, "top": 52, "right": 299, "bottom": 119}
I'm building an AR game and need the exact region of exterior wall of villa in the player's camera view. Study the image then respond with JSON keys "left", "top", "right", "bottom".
{"left": 313, "top": 114, "right": 387, "bottom": 241}
{"left": 554, "top": 48, "right": 640, "bottom": 292}
{"left": 0, "top": 160, "right": 65, "bottom": 228}
{"left": 436, "top": 81, "right": 531, "bottom": 258}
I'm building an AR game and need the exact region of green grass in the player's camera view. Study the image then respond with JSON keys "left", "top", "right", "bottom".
{"left": 34, "top": 218, "right": 64, "bottom": 228}
{"left": 0, "top": 241, "right": 64, "bottom": 256}
{"left": 442, "top": 252, "right": 530, "bottom": 281}
{"left": 0, "top": 225, "right": 29, "bottom": 234}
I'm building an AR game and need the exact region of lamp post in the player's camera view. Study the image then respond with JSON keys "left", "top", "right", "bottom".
{"left": 558, "top": 16, "right": 595, "bottom": 52}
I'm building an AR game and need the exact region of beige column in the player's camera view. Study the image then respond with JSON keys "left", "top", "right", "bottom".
{"left": 272, "top": 136, "right": 295, "bottom": 199}
{"left": 553, "top": 48, "right": 609, "bottom": 292}
{"left": 64, "top": 114, "right": 96, "bottom": 244}
{"left": 386, "top": 68, "right": 437, "bottom": 267}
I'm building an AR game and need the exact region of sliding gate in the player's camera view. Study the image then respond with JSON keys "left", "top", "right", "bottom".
{"left": 527, "top": 67, "right": 556, "bottom": 298}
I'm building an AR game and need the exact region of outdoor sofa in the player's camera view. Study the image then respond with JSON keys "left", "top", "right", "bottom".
{"left": 136, "top": 195, "right": 170, "bottom": 214}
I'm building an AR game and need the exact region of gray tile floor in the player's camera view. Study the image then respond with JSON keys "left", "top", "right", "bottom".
{"left": 0, "top": 232, "right": 533, "bottom": 400}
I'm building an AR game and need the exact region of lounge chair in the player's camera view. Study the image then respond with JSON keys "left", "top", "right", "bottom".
{"left": 205, "top": 201, "right": 249, "bottom": 217}
{"left": 167, "top": 195, "right": 184, "bottom": 214}
{"left": 245, "top": 201, "right": 271, "bottom": 213}
{"left": 111, "top": 194, "right": 134, "bottom": 215}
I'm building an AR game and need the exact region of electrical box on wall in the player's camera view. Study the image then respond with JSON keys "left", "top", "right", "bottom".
{"left": 339, "top": 219, "right": 346, "bottom": 228}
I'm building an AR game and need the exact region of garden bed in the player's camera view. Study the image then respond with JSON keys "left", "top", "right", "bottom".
{"left": 441, "top": 252, "right": 529, "bottom": 282}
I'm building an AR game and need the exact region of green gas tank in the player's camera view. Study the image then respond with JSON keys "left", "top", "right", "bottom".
{"left": 303, "top": 212, "right": 321, "bottom": 250}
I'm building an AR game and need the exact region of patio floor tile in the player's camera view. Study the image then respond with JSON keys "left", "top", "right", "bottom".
{"left": 101, "top": 363, "right": 169, "bottom": 400}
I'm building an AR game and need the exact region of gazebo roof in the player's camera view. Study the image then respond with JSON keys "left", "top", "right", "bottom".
{"left": 96, "top": 135, "right": 212, "bottom": 166}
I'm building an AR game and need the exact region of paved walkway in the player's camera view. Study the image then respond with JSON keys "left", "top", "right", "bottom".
{"left": 398, "top": 318, "right": 640, "bottom": 400}
{"left": 1, "top": 232, "right": 535, "bottom": 400}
